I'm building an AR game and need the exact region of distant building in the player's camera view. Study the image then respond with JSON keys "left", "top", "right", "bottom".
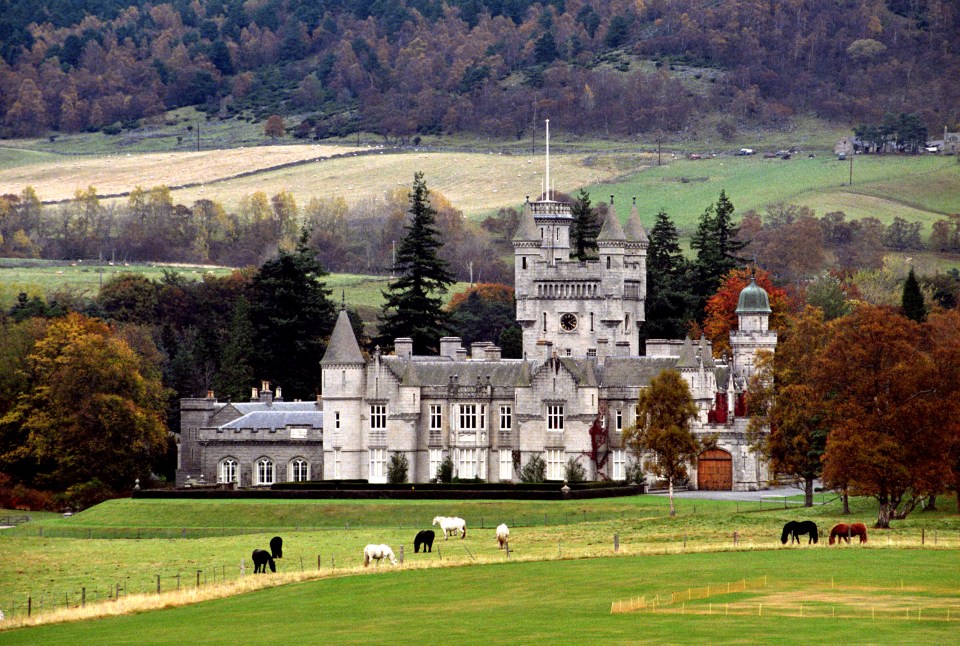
{"left": 178, "top": 133, "right": 776, "bottom": 491}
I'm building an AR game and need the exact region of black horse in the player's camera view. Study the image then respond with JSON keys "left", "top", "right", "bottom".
{"left": 414, "top": 530, "right": 435, "bottom": 553}
{"left": 270, "top": 536, "right": 283, "bottom": 559}
{"left": 252, "top": 549, "right": 276, "bottom": 573}
{"left": 781, "top": 520, "right": 819, "bottom": 545}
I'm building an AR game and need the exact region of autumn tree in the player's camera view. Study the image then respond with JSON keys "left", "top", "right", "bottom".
{"left": 624, "top": 369, "right": 700, "bottom": 516}
{"left": 378, "top": 172, "right": 456, "bottom": 354}
{"left": 0, "top": 313, "right": 168, "bottom": 503}
{"left": 702, "top": 267, "right": 790, "bottom": 357}
{"left": 447, "top": 283, "right": 517, "bottom": 350}
{"left": 747, "top": 307, "right": 830, "bottom": 507}
{"left": 264, "top": 114, "right": 285, "bottom": 138}
{"left": 816, "top": 305, "right": 956, "bottom": 528}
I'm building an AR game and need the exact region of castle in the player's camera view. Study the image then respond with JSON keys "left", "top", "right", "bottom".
{"left": 177, "top": 142, "right": 775, "bottom": 491}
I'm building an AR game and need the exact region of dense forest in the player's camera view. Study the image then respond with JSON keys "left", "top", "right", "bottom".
{"left": 2, "top": 0, "right": 959, "bottom": 139}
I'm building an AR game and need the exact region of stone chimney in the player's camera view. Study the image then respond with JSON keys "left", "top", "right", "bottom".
{"left": 275, "top": 386, "right": 283, "bottom": 402}
{"left": 440, "top": 336, "right": 462, "bottom": 359}
{"left": 250, "top": 387, "right": 259, "bottom": 401}
{"left": 537, "top": 339, "right": 553, "bottom": 362}
{"left": 616, "top": 341, "right": 631, "bottom": 357}
{"left": 395, "top": 337, "right": 413, "bottom": 359}
{"left": 456, "top": 347, "right": 468, "bottom": 362}
{"left": 485, "top": 345, "right": 502, "bottom": 361}
{"left": 259, "top": 380, "right": 273, "bottom": 405}
{"left": 471, "top": 341, "right": 492, "bottom": 359}
{"left": 596, "top": 338, "right": 609, "bottom": 362}
{"left": 206, "top": 390, "right": 215, "bottom": 399}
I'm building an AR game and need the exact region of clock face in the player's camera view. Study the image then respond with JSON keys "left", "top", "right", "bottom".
{"left": 560, "top": 313, "right": 578, "bottom": 331}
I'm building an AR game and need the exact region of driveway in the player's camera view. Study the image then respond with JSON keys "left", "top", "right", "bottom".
{"left": 650, "top": 484, "right": 828, "bottom": 504}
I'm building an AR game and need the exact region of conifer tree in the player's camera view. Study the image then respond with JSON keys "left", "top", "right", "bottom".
{"left": 570, "top": 188, "right": 600, "bottom": 261}
{"left": 690, "top": 190, "right": 747, "bottom": 319}
{"left": 378, "top": 172, "right": 456, "bottom": 354}
{"left": 644, "top": 209, "right": 695, "bottom": 339}
{"left": 216, "top": 296, "right": 256, "bottom": 401}
{"left": 902, "top": 267, "right": 926, "bottom": 322}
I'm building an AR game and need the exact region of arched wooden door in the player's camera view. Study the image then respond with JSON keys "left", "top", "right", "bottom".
{"left": 697, "top": 448, "right": 732, "bottom": 491}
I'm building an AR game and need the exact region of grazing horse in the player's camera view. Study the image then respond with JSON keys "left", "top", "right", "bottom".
{"left": 270, "top": 536, "right": 283, "bottom": 559}
{"left": 363, "top": 544, "right": 398, "bottom": 567}
{"left": 829, "top": 523, "right": 868, "bottom": 545}
{"left": 495, "top": 523, "right": 510, "bottom": 549}
{"left": 252, "top": 549, "right": 276, "bottom": 573}
{"left": 432, "top": 516, "right": 467, "bottom": 539}
{"left": 414, "top": 530, "right": 435, "bottom": 553}
{"left": 781, "top": 520, "right": 819, "bottom": 545}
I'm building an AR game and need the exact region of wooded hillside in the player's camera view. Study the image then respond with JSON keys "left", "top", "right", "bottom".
{"left": 2, "top": 1, "right": 958, "bottom": 139}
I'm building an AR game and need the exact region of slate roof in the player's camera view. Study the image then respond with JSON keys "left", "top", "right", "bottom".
{"left": 321, "top": 309, "right": 365, "bottom": 365}
{"left": 597, "top": 201, "right": 626, "bottom": 241}
{"left": 512, "top": 202, "right": 539, "bottom": 242}
{"left": 624, "top": 200, "right": 649, "bottom": 243}
{"left": 232, "top": 402, "right": 320, "bottom": 413}
{"left": 596, "top": 357, "right": 680, "bottom": 387}
{"left": 381, "top": 356, "right": 532, "bottom": 387}
{"left": 218, "top": 410, "right": 324, "bottom": 430}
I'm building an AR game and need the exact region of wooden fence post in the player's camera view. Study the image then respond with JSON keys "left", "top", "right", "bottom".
{"left": 82, "top": 587, "right": 86, "bottom": 607}
{"left": 156, "top": 576, "right": 160, "bottom": 594}
{"left": 398, "top": 546, "right": 404, "bottom": 564}
{"left": 614, "top": 534, "right": 619, "bottom": 552}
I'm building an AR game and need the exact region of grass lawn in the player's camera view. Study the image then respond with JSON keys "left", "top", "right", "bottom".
{"left": 0, "top": 549, "right": 956, "bottom": 645}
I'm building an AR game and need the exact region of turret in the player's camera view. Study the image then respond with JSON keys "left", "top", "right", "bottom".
{"left": 730, "top": 277, "right": 777, "bottom": 382}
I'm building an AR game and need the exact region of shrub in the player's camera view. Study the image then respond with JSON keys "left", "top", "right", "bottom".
{"left": 61, "top": 478, "right": 114, "bottom": 511}
{"left": 564, "top": 457, "right": 586, "bottom": 483}
{"left": 387, "top": 452, "right": 408, "bottom": 484}
{"left": 436, "top": 456, "right": 453, "bottom": 483}
{"left": 520, "top": 455, "right": 546, "bottom": 483}
{"left": 101, "top": 122, "right": 122, "bottom": 135}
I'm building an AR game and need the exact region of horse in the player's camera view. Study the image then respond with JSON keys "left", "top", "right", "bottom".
{"left": 780, "top": 520, "right": 819, "bottom": 545}
{"left": 495, "top": 523, "right": 509, "bottom": 549}
{"left": 252, "top": 549, "right": 276, "bottom": 573}
{"left": 270, "top": 536, "right": 283, "bottom": 559}
{"left": 432, "top": 516, "right": 466, "bottom": 539}
{"left": 414, "top": 530, "right": 435, "bottom": 553}
{"left": 829, "top": 522, "right": 868, "bottom": 545}
{"left": 363, "top": 544, "right": 398, "bottom": 567}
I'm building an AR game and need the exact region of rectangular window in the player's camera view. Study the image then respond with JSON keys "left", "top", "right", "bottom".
{"left": 368, "top": 448, "right": 386, "bottom": 483}
{"left": 458, "top": 404, "right": 485, "bottom": 430}
{"left": 616, "top": 409, "right": 623, "bottom": 431}
{"left": 499, "top": 405, "right": 512, "bottom": 432}
{"left": 370, "top": 405, "right": 387, "bottom": 430}
{"left": 522, "top": 257, "right": 527, "bottom": 269}
{"left": 547, "top": 405, "right": 564, "bottom": 431}
{"left": 613, "top": 450, "right": 626, "bottom": 481}
{"left": 430, "top": 449, "right": 444, "bottom": 481}
{"left": 334, "top": 449, "right": 342, "bottom": 479}
{"left": 429, "top": 405, "right": 443, "bottom": 430}
{"left": 458, "top": 448, "right": 478, "bottom": 479}
{"left": 499, "top": 450, "right": 513, "bottom": 481}
{"left": 546, "top": 449, "right": 564, "bottom": 480}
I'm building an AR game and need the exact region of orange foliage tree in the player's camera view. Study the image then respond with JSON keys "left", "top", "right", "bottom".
{"left": 815, "top": 305, "right": 958, "bottom": 528}
{"left": 702, "top": 267, "right": 790, "bottom": 357}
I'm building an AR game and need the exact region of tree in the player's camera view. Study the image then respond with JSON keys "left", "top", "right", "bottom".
{"left": 643, "top": 209, "right": 695, "bottom": 340}
{"left": 570, "top": 189, "right": 600, "bottom": 261}
{"left": 436, "top": 455, "right": 453, "bottom": 483}
{"left": 702, "top": 267, "right": 790, "bottom": 357}
{"left": 624, "top": 369, "right": 699, "bottom": 516}
{"left": 96, "top": 273, "right": 160, "bottom": 325}
{"left": 747, "top": 307, "right": 830, "bottom": 507}
{"left": 214, "top": 296, "right": 256, "bottom": 401}
{"left": 816, "top": 305, "right": 955, "bottom": 528}
{"left": 0, "top": 313, "right": 168, "bottom": 501}
{"left": 564, "top": 457, "right": 586, "bottom": 483}
{"left": 249, "top": 229, "right": 337, "bottom": 399}
{"left": 378, "top": 172, "right": 456, "bottom": 354}
{"left": 447, "top": 283, "right": 515, "bottom": 348}
{"left": 902, "top": 267, "right": 926, "bottom": 322}
{"left": 691, "top": 190, "right": 747, "bottom": 319}
{"left": 805, "top": 272, "right": 851, "bottom": 321}
{"left": 264, "top": 114, "right": 285, "bottom": 138}
{"left": 520, "top": 454, "right": 546, "bottom": 483}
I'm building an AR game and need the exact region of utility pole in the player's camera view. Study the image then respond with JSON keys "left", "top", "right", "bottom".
{"left": 849, "top": 152, "right": 853, "bottom": 186}
{"left": 197, "top": 123, "right": 200, "bottom": 151}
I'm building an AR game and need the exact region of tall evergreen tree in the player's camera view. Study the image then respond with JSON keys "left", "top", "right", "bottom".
{"left": 249, "top": 228, "right": 336, "bottom": 399}
{"left": 570, "top": 188, "right": 600, "bottom": 261}
{"left": 644, "top": 209, "right": 695, "bottom": 339}
{"left": 215, "top": 296, "right": 256, "bottom": 401}
{"left": 378, "top": 172, "right": 456, "bottom": 354}
{"left": 690, "top": 190, "right": 747, "bottom": 320}
{"left": 902, "top": 267, "right": 926, "bottom": 322}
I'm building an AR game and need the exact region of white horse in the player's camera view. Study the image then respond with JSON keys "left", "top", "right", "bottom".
{"left": 363, "top": 544, "right": 398, "bottom": 567}
{"left": 432, "top": 516, "right": 467, "bottom": 539}
{"left": 495, "top": 523, "right": 509, "bottom": 549}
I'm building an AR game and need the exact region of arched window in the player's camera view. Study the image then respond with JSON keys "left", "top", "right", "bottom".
{"left": 290, "top": 458, "right": 309, "bottom": 482}
{"left": 219, "top": 458, "right": 238, "bottom": 484}
{"left": 255, "top": 458, "right": 274, "bottom": 486}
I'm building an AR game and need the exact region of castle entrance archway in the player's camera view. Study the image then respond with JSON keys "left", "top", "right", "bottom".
{"left": 697, "top": 448, "right": 732, "bottom": 490}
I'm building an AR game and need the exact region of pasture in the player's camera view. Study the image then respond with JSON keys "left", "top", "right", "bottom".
{"left": 0, "top": 493, "right": 958, "bottom": 637}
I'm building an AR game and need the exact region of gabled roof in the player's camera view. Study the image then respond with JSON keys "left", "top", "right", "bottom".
{"left": 321, "top": 309, "right": 365, "bottom": 365}
{"left": 232, "top": 402, "right": 320, "bottom": 413}
{"left": 676, "top": 336, "right": 697, "bottom": 368}
{"left": 597, "top": 201, "right": 626, "bottom": 242}
{"left": 400, "top": 359, "right": 421, "bottom": 387}
{"left": 597, "top": 357, "right": 680, "bottom": 387}
{"left": 381, "top": 356, "right": 531, "bottom": 387}
{"left": 218, "top": 410, "right": 323, "bottom": 430}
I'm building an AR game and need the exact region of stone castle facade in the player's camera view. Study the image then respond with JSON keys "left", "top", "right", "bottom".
{"left": 178, "top": 171, "right": 775, "bottom": 491}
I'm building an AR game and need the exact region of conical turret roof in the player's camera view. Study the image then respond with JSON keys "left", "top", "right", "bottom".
{"left": 512, "top": 201, "right": 539, "bottom": 242}
{"left": 321, "top": 309, "right": 365, "bottom": 365}
{"left": 597, "top": 198, "right": 626, "bottom": 242}
{"left": 625, "top": 198, "right": 648, "bottom": 243}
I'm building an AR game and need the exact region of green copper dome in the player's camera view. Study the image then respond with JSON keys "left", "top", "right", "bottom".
{"left": 735, "top": 277, "right": 771, "bottom": 314}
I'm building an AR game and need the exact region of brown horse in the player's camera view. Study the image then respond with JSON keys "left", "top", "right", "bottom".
{"left": 829, "top": 522, "right": 868, "bottom": 545}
